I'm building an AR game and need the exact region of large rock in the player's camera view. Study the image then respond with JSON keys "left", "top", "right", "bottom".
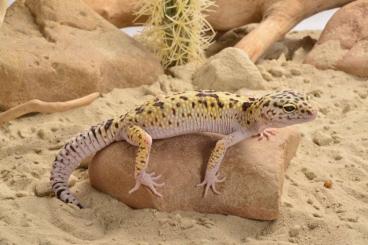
{"left": 0, "top": 0, "right": 163, "bottom": 110}
{"left": 305, "top": 0, "right": 368, "bottom": 77}
{"left": 89, "top": 127, "right": 300, "bottom": 220}
{"left": 193, "top": 48, "right": 266, "bottom": 92}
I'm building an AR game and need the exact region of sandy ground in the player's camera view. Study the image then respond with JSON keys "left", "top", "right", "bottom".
{"left": 0, "top": 31, "right": 368, "bottom": 245}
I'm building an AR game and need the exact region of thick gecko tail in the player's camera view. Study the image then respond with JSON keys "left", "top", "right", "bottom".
{"left": 50, "top": 118, "right": 121, "bottom": 208}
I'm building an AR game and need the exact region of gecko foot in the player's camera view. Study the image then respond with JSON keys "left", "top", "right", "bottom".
{"left": 256, "top": 128, "right": 277, "bottom": 141}
{"left": 128, "top": 171, "right": 165, "bottom": 197}
{"left": 197, "top": 170, "right": 226, "bottom": 197}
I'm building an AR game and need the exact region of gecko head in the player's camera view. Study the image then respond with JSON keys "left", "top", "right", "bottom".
{"left": 257, "top": 90, "right": 318, "bottom": 128}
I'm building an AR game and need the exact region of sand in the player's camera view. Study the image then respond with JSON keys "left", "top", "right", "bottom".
{"left": 0, "top": 31, "right": 368, "bottom": 244}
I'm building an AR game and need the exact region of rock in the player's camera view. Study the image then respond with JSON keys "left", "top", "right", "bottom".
{"left": 324, "top": 180, "right": 333, "bottom": 189}
{"left": 89, "top": 127, "right": 301, "bottom": 220}
{"left": 290, "top": 68, "right": 302, "bottom": 76}
{"left": 206, "top": 25, "right": 317, "bottom": 61}
{"left": 0, "top": 0, "right": 163, "bottom": 110}
{"left": 268, "top": 67, "right": 284, "bottom": 77}
{"left": 336, "top": 40, "right": 368, "bottom": 77}
{"left": 168, "top": 63, "right": 199, "bottom": 82}
{"left": 193, "top": 48, "right": 266, "bottom": 91}
{"left": 205, "top": 24, "right": 259, "bottom": 57}
{"left": 301, "top": 168, "right": 317, "bottom": 180}
{"left": 312, "top": 131, "right": 333, "bottom": 146}
{"left": 289, "top": 225, "right": 301, "bottom": 237}
{"left": 305, "top": 0, "right": 368, "bottom": 77}
{"left": 34, "top": 181, "right": 52, "bottom": 197}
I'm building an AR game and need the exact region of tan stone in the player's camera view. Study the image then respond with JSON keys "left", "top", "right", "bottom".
{"left": 0, "top": 0, "right": 163, "bottom": 110}
{"left": 193, "top": 48, "right": 266, "bottom": 92}
{"left": 336, "top": 40, "right": 368, "bottom": 77}
{"left": 84, "top": 0, "right": 354, "bottom": 62}
{"left": 305, "top": 0, "right": 368, "bottom": 77}
{"left": 89, "top": 127, "right": 301, "bottom": 220}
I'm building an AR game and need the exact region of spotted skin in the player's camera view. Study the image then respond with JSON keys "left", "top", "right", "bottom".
{"left": 50, "top": 90, "right": 317, "bottom": 208}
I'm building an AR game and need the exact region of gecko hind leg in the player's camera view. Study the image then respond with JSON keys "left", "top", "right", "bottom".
{"left": 129, "top": 171, "right": 165, "bottom": 197}
{"left": 197, "top": 171, "right": 226, "bottom": 196}
{"left": 124, "top": 125, "right": 165, "bottom": 197}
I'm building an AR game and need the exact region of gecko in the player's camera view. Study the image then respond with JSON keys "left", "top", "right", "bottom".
{"left": 50, "top": 90, "right": 317, "bottom": 208}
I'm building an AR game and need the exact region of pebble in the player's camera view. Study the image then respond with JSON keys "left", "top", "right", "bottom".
{"left": 289, "top": 225, "right": 301, "bottom": 237}
{"left": 261, "top": 72, "right": 273, "bottom": 81}
{"left": 307, "top": 222, "right": 319, "bottom": 230}
{"left": 15, "top": 191, "right": 27, "bottom": 197}
{"left": 268, "top": 67, "right": 284, "bottom": 77}
{"left": 312, "top": 213, "right": 322, "bottom": 218}
{"left": 301, "top": 168, "right": 317, "bottom": 180}
{"left": 34, "top": 149, "right": 42, "bottom": 154}
{"left": 180, "top": 218, "right": 195, "bottom": 230}
{"left": 37, "top": 129, "right": 46, "bottom": 139}
{"left": 34, "top": 181, "right": 52, "bottom": 197}
{"left": 333, "top": 154, "right": 343, "bottom": 161}
{"left": 319, "top": 107, "right": 329, "bottom": 115}
{"left": 308, "top": 89, "right": 323, "bottom": 98}
{"left": 290, "top": 68, "right": 302, "bottom": 76}
{"left": 312, "top": 131, "right": 333, "bottom": 146}
{"left": 342, "top": 104, "right": 351, "bottom": 114}
{"left": 324, "top": 180, "right": 333, "bottom": 188}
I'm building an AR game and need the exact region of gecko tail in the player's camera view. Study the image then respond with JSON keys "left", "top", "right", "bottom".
{"left": 50, "top": 119, "right": 120, "bottom": 208}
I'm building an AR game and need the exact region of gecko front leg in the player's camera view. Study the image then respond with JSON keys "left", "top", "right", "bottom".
{"left": 198, "top": 130, "right": 249, "bottom": 196}
{"left": 124, "top": 125, "right": 164, "bottom": 197}
{"left": 256, "top": 128, "right": 277, "bottom": 141}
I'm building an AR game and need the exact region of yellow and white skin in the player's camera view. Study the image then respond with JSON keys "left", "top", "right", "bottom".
{"left": 50, "top": 90, "right": 317, "bottom": 208}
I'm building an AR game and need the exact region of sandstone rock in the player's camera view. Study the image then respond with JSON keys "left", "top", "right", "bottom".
{"left": 89, "top": 127, "right": 301, "bottom": 220}
{"left": 0, "top": 0, "right": 163, "bottom": 110}
{"left": 305, "top": 0, "right": 368, "bottom": 77}
{"left": 193, "top": 48, "right": 266, "bottom": 92}
{"left": 336, "top": 40, "right": 368, "bottom": 77}
{"left": 206, "top": 25, "right": 317, "bottom": 62}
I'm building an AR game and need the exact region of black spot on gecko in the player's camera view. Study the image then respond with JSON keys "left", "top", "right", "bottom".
{"left": 262, "top": 100, "right": 270, "bottom": 107}
{"left": 172, "top": 108, "right": 176, "bottom": 116}
{"left": 147, "top": 110, "right": 152, "bottom": 114}
{"left": 218, "top": 101, "right": 224, "bottom": 108}
{"left": 242, "top": 102, "right": 251, "bottom": 111}
{"left": 69, "top": 144, "right": 76, "bottom": 153}
{"left": 179, "top": 96, "right": 188, "bottom": 100}
{"left": 153, "top": 101, "right": 164, "bottom": 109}
{"left": 176, "top": 102, "right": 181, "bottom": 107}
{"left": 135, "top": 106, "right": 144, "bottom": 114}
{"left": 104, "top": 119, "right": 113, "bottom": 130}
{"left": 192, "top": 102, "right": 196, "bottom": 108}
{"left": 114, "top": 122, "right": 119, "bottom": 128}
{"left": 52, "top": 181, "right": 64, "bottom": 188}
{"left": 210, "top": 102, "right": 215, "bottom": 107}
{"left": 56, "top": 188, "right": 65, "bottom": 199}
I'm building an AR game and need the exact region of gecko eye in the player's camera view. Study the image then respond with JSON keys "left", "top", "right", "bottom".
{"left": 283, "top": 104, "right": 296, "bottom": 113}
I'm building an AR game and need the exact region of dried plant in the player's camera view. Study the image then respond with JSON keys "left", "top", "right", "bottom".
{"left": 134, "top": 0, "right": 215, "bottom": 68}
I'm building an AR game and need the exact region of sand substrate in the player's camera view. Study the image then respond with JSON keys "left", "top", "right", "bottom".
{"left": 0, "top": 32, "right": 367, "bottom": 244}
